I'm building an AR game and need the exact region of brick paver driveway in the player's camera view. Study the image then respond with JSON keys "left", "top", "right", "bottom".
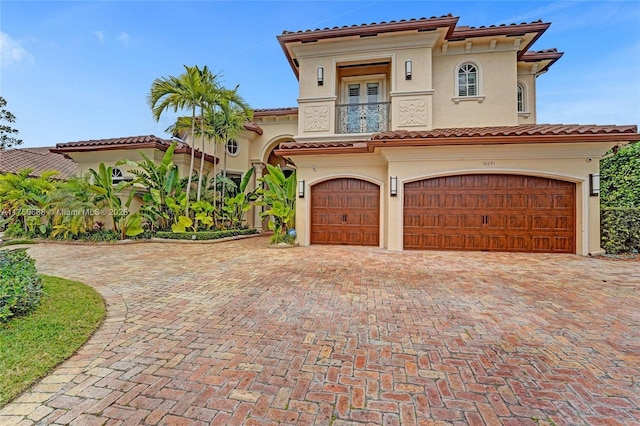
{"left": 1, "top": 237, "right": 639, "bottom": 425}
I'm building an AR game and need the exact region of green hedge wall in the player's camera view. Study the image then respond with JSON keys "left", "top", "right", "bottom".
{"left": 601, "top": 207, "right": 640, "bottom": 254}
{"left": 154, "top": 228, "right": 258, "bottom": 241}
{"left": 0, "top": 249, "right": 43, "bottom": 322}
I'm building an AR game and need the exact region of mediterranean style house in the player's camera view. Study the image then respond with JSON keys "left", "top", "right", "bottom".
{"left": 54, "top": 14, "right": 639, "bottom": 255}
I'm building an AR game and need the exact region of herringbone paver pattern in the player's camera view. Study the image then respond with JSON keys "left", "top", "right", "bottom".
{"left": 1, "top": 237, "right": 638, "bottom": 425}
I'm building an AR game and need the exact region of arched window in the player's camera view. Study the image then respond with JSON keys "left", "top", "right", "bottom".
{"left": 517, "top": 83, "right": 525, "bottom": 112}
{"left": 457, "top": 63, "right": 478, "bottom": 97}
{"left": 226, "top": 140, "right": 239, "bottom": 156}
{"left": 112, "top": 167, "right": 124, "bottom": 183}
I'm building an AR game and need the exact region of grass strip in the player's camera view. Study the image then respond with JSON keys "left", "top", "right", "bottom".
{"left": 0, "top": 275, "right": 105, "bottom": 407}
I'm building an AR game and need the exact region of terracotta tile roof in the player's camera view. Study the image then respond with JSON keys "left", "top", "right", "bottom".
{"left": 253, "top": 107, "right": 299, "bottom": 117}
{"left": 55, "top": 135, "right": 172, "bottom": 149}
{"left": 0, "top": 147, "right": 77, "bottom": 179}
{"left": 372, "top": 124, "right": 639, "bottom": 140}
{"left": 276, "top": 124, "right": 639, "bottom": 155}
{"left": 278, "top": 15, "right": 558, "bottom": 76}
{"left": 449, "top": 20, "right": 548, "bottom": 40}
{"left": 280, "top": 141, "right": 365, "bottom": 149}
{"left": 52, "top": 135, "right": 218, "bottom": 164}
{"left": 520, "top": 48, "right": 563, "bottom": 73}
{"left": 279, "top": 14, "right": 459, "bottom": 40}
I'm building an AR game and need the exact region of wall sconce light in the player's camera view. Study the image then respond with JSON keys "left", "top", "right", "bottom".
{"left": 317, "top": 66, "right": 324, "bottom": 86}
{"left": 390, "top": 176, "right": 398, "bottom": 197}
{"left": 405, "top": 60, "right": 412, "bottom": 80}
{"left": 298, "top": 179, "right": 305, "bottom": 198}
{"left": 589, "top": 173, "right": 600, "bottom": 196}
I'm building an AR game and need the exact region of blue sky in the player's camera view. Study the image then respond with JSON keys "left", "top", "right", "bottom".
{"left": 1, "top": 1, "right": 639, "bottom": 148}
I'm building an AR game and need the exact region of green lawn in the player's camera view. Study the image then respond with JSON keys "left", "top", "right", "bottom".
{"left": 0, "top": 275, "right": 105, "bottom": 407}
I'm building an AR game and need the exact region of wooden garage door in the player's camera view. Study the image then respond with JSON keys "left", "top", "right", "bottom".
{"left": 404, "top": 174, "right": 575, "bottom": 253}
{"left": 311, "top": 178, "right": 380, "bottom": 246}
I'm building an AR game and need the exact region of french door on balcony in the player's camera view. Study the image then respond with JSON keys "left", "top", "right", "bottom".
{"left": 338, "top": 77, "right": 388, "bottom": 134}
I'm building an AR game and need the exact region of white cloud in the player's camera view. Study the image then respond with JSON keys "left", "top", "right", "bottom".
{"left": 117, "top": 32, "right": 129, "bottom": 47}
{"left": 93, "top": 30, "right": 105, "bottom": 44}
{"left": 0, "top": 32, "right": 35, "bottom": 67}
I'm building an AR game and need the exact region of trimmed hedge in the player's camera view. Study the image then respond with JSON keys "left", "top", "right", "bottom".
{"left": 154, "top": 228, "right": 258, "bottom": 241}
{"left": 601, "top": 207, "right": 640, "bottom": 254}
{"left": 0, "top": 249, "right": 43, "bottom": 322}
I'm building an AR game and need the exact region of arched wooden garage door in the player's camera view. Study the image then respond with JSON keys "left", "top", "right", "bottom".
{"left": 403, "top": 174, "right": 575, "bottom": 253}
{"left": 311, "top": 178, "right": 380, "bottom": 246}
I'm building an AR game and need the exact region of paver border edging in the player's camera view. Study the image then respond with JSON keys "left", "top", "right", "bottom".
{"left": 14, "top": 232, "right": 263, "bottom": 246}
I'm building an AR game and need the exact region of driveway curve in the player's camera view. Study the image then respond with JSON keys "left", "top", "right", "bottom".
{"left": 1, "top": 237, "right": 639, "bottom": 425}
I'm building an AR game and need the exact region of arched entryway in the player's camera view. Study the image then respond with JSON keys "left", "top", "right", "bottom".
{"left": 403, "top": 174, "right": 576, "bottom": 253}
{"left": 311, "top": 178, "right": 380, "bottom": 246}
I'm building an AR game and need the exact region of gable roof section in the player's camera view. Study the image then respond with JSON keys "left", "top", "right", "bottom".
{"left": 0, "top": 147, "right": 77, "bottom": 179}
{"left": 278, "top": 15, "right": 558, "bottom": 78}
{"left": 52, "top": 135, "right": 218, "bottom": 164}
{"left": 275, "top": 124, "right": 640, "bottom": 155}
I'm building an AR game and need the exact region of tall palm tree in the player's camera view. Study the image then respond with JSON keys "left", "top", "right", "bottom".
{"left": 166, "top": 85, "right": 251, "bottom": 206}
{"left": 148, "top": 65, "right": 211, "bottom": 216}
{"left": 210, "top": 92, "right": 253, "bottom": 201}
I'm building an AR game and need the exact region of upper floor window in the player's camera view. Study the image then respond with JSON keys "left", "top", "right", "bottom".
{"left": 226, "top": 140, "right": 239, "bottom": 157}
{"left": 457, "top": 63, "right": 478, "bottom": 97}
{"left": 517, "top": 83, "right": 525, "bottom": 112}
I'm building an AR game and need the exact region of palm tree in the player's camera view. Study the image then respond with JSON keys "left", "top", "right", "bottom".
{"left": 148, "top": 65, "right": 211, "bottom": 216}
{"left": 167, "top": 85, "right": 251, "bottom": 210}
{"left": 209, "top": 92, "right": 253, "bottom": 203}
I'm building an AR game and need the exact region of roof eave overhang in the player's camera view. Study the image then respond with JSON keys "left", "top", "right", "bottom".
{"left": 274, "top": 146, "right": 370, "bottom": 156}
{"left": 449, "top": 21, "right": 550, "bottom": 61}
{"left": 369, "top": 133, "right": 640, "bottom": 149}
{"left": 51, "top": 142, "right": 219, "bottom": 164}
{"left": 275, "top": 132, "right": 640, "bottom": 156}
{"left": 520, "top": 51, "right": 564, "bottom": 74}
{"left": 277, "top": 16, "right": 460, "bottom": 79}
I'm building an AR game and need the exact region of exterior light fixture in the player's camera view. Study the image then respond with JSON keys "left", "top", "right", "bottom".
{"left": 390, "top": 176, "right": 398, "bottom": 196}
{"left": 589, "top": 173, "right": 600, "bottom": 196}
{"left": 317, "top": 66, "right": 324, "bottom": 86}
{"left": 298, "top": 179, "right": 305, "bottom": 198}
{"left": 405, "top": 60, "right": 412, "bottom": 80}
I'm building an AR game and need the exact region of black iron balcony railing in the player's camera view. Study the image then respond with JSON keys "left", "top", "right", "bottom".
{"left": 336, "top": 102, "right": 390, "bottom": 134}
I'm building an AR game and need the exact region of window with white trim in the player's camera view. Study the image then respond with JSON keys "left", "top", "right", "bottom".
{"left": 226, "top": 140, "right": 239, "bottom": 156}
{"left": 517, "top": 83, "right": 526, "bottom": 112}
{"left": 457, "top": 63, "right": 478, "bottom": 97}
{"left": 112, "top": 167, "right": 124, "bottom": 183}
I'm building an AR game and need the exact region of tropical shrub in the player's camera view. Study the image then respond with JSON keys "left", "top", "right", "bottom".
{"left": 600, "top": 142, "right": 640, "bottom": 253}
{"left": 88, "top": 163, "right": 144, "bottom": 239}
{"left": 50, "top": 176, "right": 97, "bottom": 239}
{"left": 258, "top": 165, "right": 296, "bottom": 244}
{"left": 0, "top": 249, "right": 43, "bottom": 322}
{"left": 600, "top": 143, "right": 640, "bottom": 208}
{"left": 116, "top": 142, "right": 185, "bottom": 232}
{"left": 155, "top": 228, "right": 257, "bottom": 240}
{"left": 220, "top": 168, "right": 258, "bottom": 229}
{"left": 601, "top": 207, "right": 640, "bottom": 254}
{"left": 0, "top": 169, "right": 60, "bottom": 237}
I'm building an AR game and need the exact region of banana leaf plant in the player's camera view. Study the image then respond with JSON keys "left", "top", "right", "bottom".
{"left": 221, "top": 168, "right": 258, "bottom": 229}
{"left": 88, "top": 163, "right": 144, "bottom": 239}
{"left": 116, "top": 142, "right": 184, "bottom": 232}
{"left": 257, "top": 165, "right": 296, "bottom": 244}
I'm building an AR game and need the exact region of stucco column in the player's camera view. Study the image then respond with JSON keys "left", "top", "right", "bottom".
{"left": 252, "top": 161, "right": 264, "bottom": 232}
{"left": 387, "top": 163, "right": 403, "bottom": 251}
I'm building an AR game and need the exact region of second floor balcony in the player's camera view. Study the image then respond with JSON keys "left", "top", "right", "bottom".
{"left": 336, "top": 102, "right": 390, "bottom": 134}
